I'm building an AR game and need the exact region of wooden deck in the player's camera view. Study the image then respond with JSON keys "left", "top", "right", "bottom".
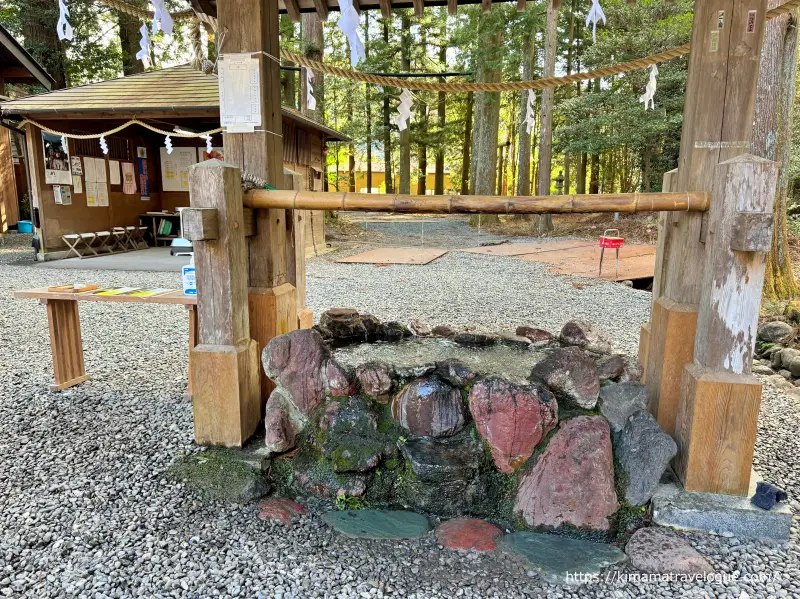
{"left": 461, "top": 241, "right": 656, "bottom": 282}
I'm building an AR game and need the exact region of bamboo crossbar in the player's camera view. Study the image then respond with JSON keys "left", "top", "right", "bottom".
{"left": 242, "top": 190, "right": 711, "bottom": 214}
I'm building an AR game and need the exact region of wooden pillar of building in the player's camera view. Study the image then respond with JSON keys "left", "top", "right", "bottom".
{"left": 185, "top": 160, "right": 261, "bottom": 447}
{"left": 674, "top": 155, "right": 777, "bottom": 495}
{"left": 218, "top": 0, "right": 298, "bottom": 406}
{"left": 644, "top": 0, "right": 768, "bottom": 437}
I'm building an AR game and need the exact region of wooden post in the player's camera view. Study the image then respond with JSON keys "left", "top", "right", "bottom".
{"left": 218, "top": 0, "right": 298, "bottom": 406}
{"left": 43, "top": 299, "right": 88, "bottom": 392}
{"left": 674, "top": 155, "right": 777, "bottom": 495}
{"left": 283, "top": 169, "right": 313, "bottom": 329}
{"left": 645, "top": 0, "right": 768, "bottom": 436}
{"left": 187, "top": 160, "right": 260, "bottom": 447}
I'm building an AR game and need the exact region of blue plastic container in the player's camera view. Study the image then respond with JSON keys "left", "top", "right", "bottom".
{"left": 17, "top": 220, "right": 33, "bottom": 233}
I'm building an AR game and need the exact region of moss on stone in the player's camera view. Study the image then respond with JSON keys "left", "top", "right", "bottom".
{"left": 267, "top": 456, "right": 297, "bottom": 498}
{"left": 168, "top": 449, "right": 268, "bottom": 503}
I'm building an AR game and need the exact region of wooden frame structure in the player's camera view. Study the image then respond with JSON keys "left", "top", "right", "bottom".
{"left": 186, "top": 0, "right": 777, "bottom": 499}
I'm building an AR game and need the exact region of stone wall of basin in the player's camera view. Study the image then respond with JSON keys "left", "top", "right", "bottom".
{"left": 261, "top": 309, "right": 677, "bottom": 536}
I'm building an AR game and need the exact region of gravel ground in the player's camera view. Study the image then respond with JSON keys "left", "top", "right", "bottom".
{"left": 1, "top": 230, "right": 799, "bottom": 599}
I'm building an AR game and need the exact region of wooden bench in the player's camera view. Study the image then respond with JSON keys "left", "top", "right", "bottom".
{"left": 14, "top": 287, "right": 198, "bottom": 394}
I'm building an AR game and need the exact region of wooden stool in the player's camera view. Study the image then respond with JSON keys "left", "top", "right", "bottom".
{"left": 62, "top": 233, "right": 98, "bottom": 259}
{"left": 94, "top": 231, "right": 113, "bottom": 255}
{"left": 111, "top": 228, "right": 129, "bottom": 252}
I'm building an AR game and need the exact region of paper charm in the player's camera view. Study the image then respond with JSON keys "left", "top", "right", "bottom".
{"left": 639, "top": 64, "right": 658, "bottom": 110}
{"left": 57, "top": 0, "right": 74, "bottom": 41}
{"left": 337, "top": 0, "right": 366, "bottom": 67}
{"left": 61, "top": 135, "right": 68, "bottom": 152}
{"left": 99, "top": 136, "right": 108, "bottom": 155}
{"left": 585, "top": 0, "right": 606, "bottom": 43}
{"left": 151, "top": 0, "right": 174, "bottom": 39}
{"left": 205, "top": 134, "right": 213, "bottom": 154}
{"left": 393, "top": 89, "right": 413, "bottom": 132}
{"left": 165, "top": 135, "right": 173, "bottom": 154}
{"left": 524, "top": 90, "right": 536, "bottom": 134}
{"left": 136, "top": 24, "right": 151, "bottom": 63}
{"left": 306, "top": 68, "right": 317, "bottom": 111}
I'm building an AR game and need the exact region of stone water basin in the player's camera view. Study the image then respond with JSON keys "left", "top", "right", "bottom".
{"left": 332, "top": 336, "right": 548, "bottom": 384}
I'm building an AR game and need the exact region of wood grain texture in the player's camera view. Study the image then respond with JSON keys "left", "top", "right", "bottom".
{"left": 674, "top": 363, "right": 762, "bottom": 495}
{"left": 693, "top": 156, "right": 777, "bottom": 375}
{"left": 0, "top": 127, "right": 19, "bottom": 231}
{"left": 638, "top": 323, "right": 650, "bottom": 385}
{"left": 242, "top": 207, "right": 256, "bottom": 237}
{"left": 298, "top": 308, "right": 314, "bottom": 330}
{"left": 181, "top": 208, "right": 219, "bottom": 241}
{"left": 730, "top": 212, "right": 774, "bottom": 252}
{"left": 45, "top": 299, "right": 86, "bottom": 391}
{"left": 190, "top": 341, "right": 261, "bottom": 447}
{"left": 651, "top": 168, "right": 678, "bottom": 303}
{"left": 248, "top": 283, "right": 297, "bottom": 402}
{"left": 187, "top": 305, "right": 198, "bottom": 398}
{"left": 283, "top": 171, "right": 307, "bottom": 311}
{"left": 15, "top": 288, "right": 196, "bottom": 305}
{"left": 645, "top": 297, "right": 698, "bottom": 437}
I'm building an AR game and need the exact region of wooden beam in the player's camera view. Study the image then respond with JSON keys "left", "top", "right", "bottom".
{"left": 413, "top": 0, "right": 424, "bottom": 17}
{"left": 243, "top": 189, "right": 711, "bottom": 214}
{"left": 379, "top": 0, "right": 393, "bottom": 18}
{"left": 482, "top": 0, "right": 492, "bottom": 13}
{"left": 447, "top": 0, "right": 457, "bottom": 15}
{"left": 188, "top": 160, "right": 260, "bottom": 447}
{"left": 551, "top": 0, "right": 561, "bottom": 8}
{"left": 284, "top": 0, "right": 302, "bottom": 23}
{"left": 353, "top": 0, "right": 361, "bottom": 13}
{"left": 311, "top": 0, "right": 329, "bottom": 21}
{"left": 181, "top": 207, "right": 219, "bottom": 241}
{"left": 675, "top": 155, "right": 778, "bottom": 495}
{"left": 516, "top": 0, "right": 526, "bottom": 11}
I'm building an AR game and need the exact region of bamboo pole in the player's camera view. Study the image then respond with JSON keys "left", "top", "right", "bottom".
{"left": 243, "top": 189, "right": 710, "bottom": 214}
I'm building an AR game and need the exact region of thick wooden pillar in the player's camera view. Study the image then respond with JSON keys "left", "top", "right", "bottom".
{"left": 674, "top": 155, "right": 777, "bottom": 495}
{"left": 186, "top": 160, "right": 260, "bottom": 447}
{"left": 645, "top": 0, "right": 768, "bottom": 435}
{"left": 218, "top": 0, "right": 298, "bottom": 404}
{"left": 283, "top": 169, "right": 313, "bottom": 329}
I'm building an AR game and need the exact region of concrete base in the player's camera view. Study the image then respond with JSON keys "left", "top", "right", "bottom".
{"left": 651, "top": 470, "right": 792, "bottom": 541}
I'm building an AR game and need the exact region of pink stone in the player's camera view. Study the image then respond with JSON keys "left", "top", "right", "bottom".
{"left": 325, "top": 359, "right": 358, "bottom": 397}
{"left": 262, "top": 329, "right": 329, "bottom": 416}
{"left": 356, "top": 362, "right": 393, "bottom": 403}
{"left": 393, "top": 376, "right": 465, "bottom": 437}
{"left": 257, "top": 498, "right": 307, "bottom": 527}
{"left": 264, "top": 390, "right": 302, "bottom": 456}
{"left": 468, "top": 378, "right": 558, "bottom": 473}
{"left": 436, "top": 518, "right": 502, "bottom": 552}
{"left": 514, "top": 416, "right": 618, "bottom": 531}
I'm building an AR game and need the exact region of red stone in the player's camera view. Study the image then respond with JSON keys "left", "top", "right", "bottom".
{"left": 356, "top": 362, "right": 393, "bottom": 403}
{"left": 514, "top": 416, "right": 618, "bottom": 531}
{"left": 515, "top": 326, "right": 554, "bottom": 347}
{"left": 262, "top": 329, "right": 329, "bottom": 416}
{"left": 325, "top": 359, "right": 358, "bottom": 397}
{"left": 436, "top": 518, "right": 503, "bottom": 552}
{"left": 263, "top": 391, "right": 301, "bottom": 455}
{"left": 257, "top": 498, "right": 307, "bottom": 527}
{"left": 468, "top": 378, "right": 558, "bottom": 473}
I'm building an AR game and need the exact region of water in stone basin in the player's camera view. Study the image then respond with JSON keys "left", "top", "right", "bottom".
{"left": 333, "top": 337, "right": 547, "bottom": 384}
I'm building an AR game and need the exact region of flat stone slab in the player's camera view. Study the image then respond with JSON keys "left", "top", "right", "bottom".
{"left": 436, "top": 518, "right": 502, "bottom": 552}
{"left": 625, "top": 527, "right": 712, "bottom": 575}
{"left": 324, "top": 509, "right": 430, "bottom": 539}
{"left": 651, "top": 473, "right": 792, "bottom": 541}
{"left": 257, "top": 498, "right": 307, "bottom": 527}
{"left": 500, "top": 532, "right": 627, "bottom": 586}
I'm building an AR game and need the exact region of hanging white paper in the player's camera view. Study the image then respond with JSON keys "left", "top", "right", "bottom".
{"left": 205, "top": 135, "right": 213, "bottom": 155}
{"left": 98, "top": 184, "right": 109, "bottom": 207}
{"left": 57, "top": 0, "right": 74, "bottom": 41}
{"left": 151, "top": 0, "right": 174, "bottom": 38}
{"left": 72, "top": 174, "right": 83, "bottom": 194}
{"left": 83, "top": 155, "right": 97, "bottom": 183}
{"left": 165, "top": 135, "right": 173, "bottom": 154}
{"left": 337, "top": 0, "right": 366, "bottom": 67}
{"left": 99, "top": 135, "right": 108, "bottom": 155}
{"left": 393, "top": 89, "right": 413, "bottom": 132}
{"left": 524, "top": 90, "right": 536, "bottom": 134}
{"left": 109, "top": 160, "right": 121, "bottom": 186}
{"left": 218, "top": 53, "right": 262, "bottom": 133}
{"left": 94, "top": 157, "right": 107, "bottom": 184}
{"left": 136, "top": 24, "right": 151, "bottom": 64}
{"left": 85, "top": 181, "right": 98, "bottom": 207}
{"left": 586, "top": 0, "right": 606, "bottom": 43}
{"left": 639, "top": 64, "right": 658, "bottom": 110}
{"left": 306, "top": 68, "right": 317, "bottom": 111}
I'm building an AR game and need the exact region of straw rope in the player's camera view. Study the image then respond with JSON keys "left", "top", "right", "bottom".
{"left": 77, "top": 0, "right": 800, "bottom": 93}
{"left": 17, "top": 117, "right": 223, "bottom": 140}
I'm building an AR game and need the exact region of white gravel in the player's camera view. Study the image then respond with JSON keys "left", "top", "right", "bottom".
{"left": 1, "top": 232, "right": 799, "bottom": 599}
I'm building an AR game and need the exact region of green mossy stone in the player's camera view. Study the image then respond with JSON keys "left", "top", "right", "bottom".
{"left": 324, "top": 509, "right": 430, "bottom": 539}
{"left": 168, "top": 449, "right": 269, "bottom": 503}
{"left": 500, "top": 532, "right": 627, "bottom": 586}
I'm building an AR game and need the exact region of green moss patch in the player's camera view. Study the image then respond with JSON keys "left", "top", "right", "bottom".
{"left": 168, "top": 449, "right": 268, "bottom": 503}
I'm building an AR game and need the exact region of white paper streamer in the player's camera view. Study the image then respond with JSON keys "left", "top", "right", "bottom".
{"left": 205, "top": 135, "right": 213, "bottom": 154}
{"left": 99, "top": 136, "right": 108, "bottom": 155}
{"left": 57, "top": 0, "right": 74, "bottom": 41}
{"left": 61, "top": 135, "right": 68, "bottom": 151}
{"left": 586, "top": 0, "right": 606, "bottom": 43}
{"left": 136, "top": 24, "right": 151, "bottom": 63}
{"left": 337, "top": 0, "right": 365, "bottom": 67}
{"left": 639, "top": 64, "right": 658, "bottom": 110}
{"left": 393, "top": 89, "right": 413, "bottom": 132}
{"left": 306, "top": 68, "right": 317, "bottom": 111}
{"left": 151, "top": 0, "right": 174, "bottom": 39}
{"left": 524, "top": 90, "right": 536, "bottom": 134}
{"left": 165, "top": 135, "right": 173, "bottom": 154}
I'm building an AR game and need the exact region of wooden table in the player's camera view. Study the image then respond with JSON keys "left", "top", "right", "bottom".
{"left": 14, "top": 288, "right": 197, "bottom": 393}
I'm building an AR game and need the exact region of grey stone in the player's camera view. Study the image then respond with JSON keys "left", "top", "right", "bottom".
{"left": 598, "top": 382, "right": 649, "bottom": 433}
{"left": 771, "top": 348, "right": 784, "bottom": 369}
{"left": 752, "top": 363, "right": 774, "bottom": 376}
{"left": 435, "top": 359, "right": 477, "bottom": 388}
{"left": 625, "top": 527, "right": 713, "bottom": 575}
{"left": 757, "top": 320, "right": 793, "bottom": 344}
{"left": 392, "top": 376, "right": 465, "bottom": 437}
{"left": 324, "top": 510, "right": 430, "bottom": 539}
{"left": 779, "top": 369, "right": 792, "bottom": 380}
{"left": 651, "top": 472, "right": 792, "bottom": 541}
{"left": 560, "top": 320, "right": 613, "bottom": 354}
{"left": 431, "top": 324, "right": 456, "bottom": 337}
{"left": 453, "top": 331, "right": 497, "bottom": 347}
{"left": 498, "top": 333, "right": 533, "bottom": 349}
{"left": 779, "top": 347, "right": 800, "bottom": 369}
{"left": 515, "top": 326, "right": 554, "bottom": 347}
{"left": 377, "top": 321, "right": 412, "bottom": 342}
{"left": 596, "top": 354, "right": 626, "bottom": 381}
{"left": 789, "top": 357, "right": 800, "bottom": 378}
{"left": 409, "top": 319, "right": 431, "bottom": 336}
{"left": 615, "top": 411, "right": 677, "bottom": 506}
{"left": 500, "top": 532, "right": 627, "bottom": 586}
{"left": 530, "top": 346, "right": 601, "bottom": 409}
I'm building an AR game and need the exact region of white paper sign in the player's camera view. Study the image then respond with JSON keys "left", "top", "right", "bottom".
{"left": 94, "top": 157, "right": 107, "bottom": 184}
{"left": 97, "top": 185, "right": 109, "bottom": 207}
{"left": 72, "top": 174, "right": 82, "bottom": 194}
{"left": 84, "top": 157, "right": 97, "bottom": 183}
{"left": 160, "top": 147, "right": 197, "bottom": 192}
{"left": 85, "top": 181, "right": 98, "bottom": 207}
{"left": 53, "top": 185, "right": 63, "bottom": 205}
{"left": 218, "top": 53, "right": 262, "bottom": 133}
{"left": 109, "top": 160, "right": 121, "bottom": 185}
{"left": 42, "top": 132, "right": 71, "bottom": 185}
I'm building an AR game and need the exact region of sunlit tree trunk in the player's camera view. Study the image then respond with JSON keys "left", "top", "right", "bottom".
{"left": 399, "top": 13, "right": 412, "bottom": 194}
{"left": 534, "top": 2, "right": 558, "bottom": 235}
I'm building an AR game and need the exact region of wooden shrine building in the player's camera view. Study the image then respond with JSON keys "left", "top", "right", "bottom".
{"left": 0, "top": 64, "right": 348, "bottom": 257}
